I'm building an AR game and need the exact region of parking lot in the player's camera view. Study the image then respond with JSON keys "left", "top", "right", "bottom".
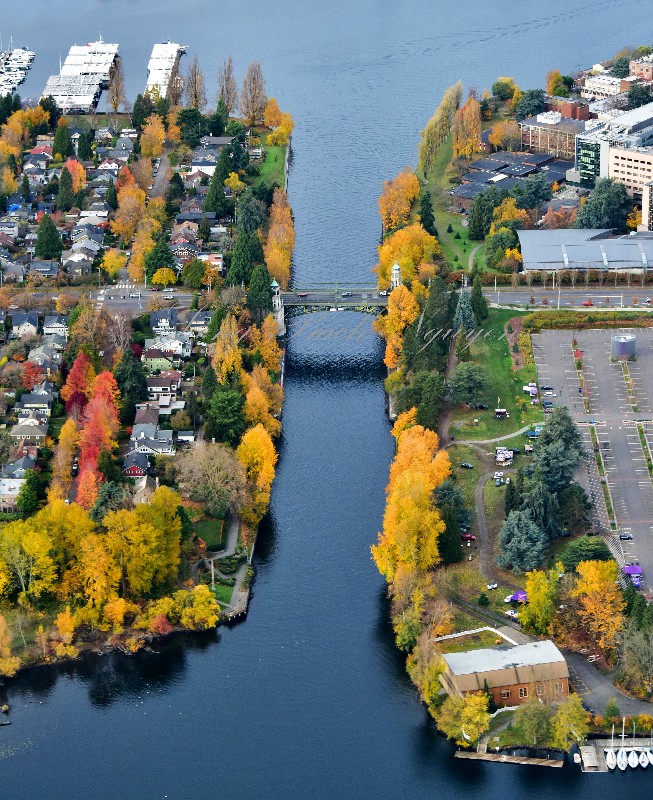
{"left": 533, "top": 328, "right": 653, "bottom": 595}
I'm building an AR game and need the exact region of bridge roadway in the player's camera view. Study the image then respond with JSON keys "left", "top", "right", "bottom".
{"left": 281, "top": 286, "right": 387, "bottom": 307}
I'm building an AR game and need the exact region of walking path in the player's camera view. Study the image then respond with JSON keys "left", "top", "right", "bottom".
{"left": 468, "top": 244, "right": 482, "bottom": 271}
{"left": 449, "top": 425, "right": 533, "bottom": 447}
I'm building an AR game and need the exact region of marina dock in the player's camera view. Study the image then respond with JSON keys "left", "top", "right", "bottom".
{"left": 42, "top": 38, "right": 118, "bottom": 112}
{"left": 145, "top": 41, "right": 186, "bottom": 99}
{"left": 455, "top": 751, "right": 564, "bottom": 767}
{"left": 580, "top": 739, "right": 653, "bottom": 773}
{"left": 0, "top": 45, "right": 35, "bottom": 95}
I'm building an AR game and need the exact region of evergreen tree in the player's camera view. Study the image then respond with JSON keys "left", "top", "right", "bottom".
{"left": 106, "top": 180, "right": 118, "bottom": 210}
{"left": 204, "top": 149, "right": 231, "bottom": 215}
{"left": 181, "top": 257, "right": 206, "bottom": 289}
{"left": 574, "top": 178, "right": 632, "bottom": 231}
{"left": 202, "top": 364, "right": 217, "bottom": 401}
{"left": 132, "top": 92, "right": 155, "bottom": 129}
{"left": 419, "top": 190, "right": 436, "bottom": 236}
{"left": 504, "top": 479, "right": 518, "bottom": 517}
{"left": 21, "top": 173, "right": 30, "bottom": 203}
{"left": 52, "top": 120, "right": 73, "bottom": 159}
{"left": 228, "top": 231, "right": 264, "bottom": 285}
{"left": 454, "top": 327, "right": 471, "bottom": 362}
{"left": 16, "top": 470, "right": 40, "bottom": 514}
{"left": 433, "top": 478, "right": 472, "bottom": 531}
{"left": 56, "top": 166, "right": 73, "bottom": 212}
{"left": 205, "top": 386, "right": 245, "bottom": 446}
{"left": 497, "top": 510, "right": 547, "bottom": 573}
{"left": 470, "top": 274, "right": 489, "bottom": 321}
{"left": 237, "top": 191, "right": 266, "bottom": 234}
{"left": 144, "top": 237, "right": 176, "bottom": 281}
{"left": 198, "top": 215, "right": 212, "bottom": 243}
{"left": 439, "top": 503, "right": 463, "bottom": 564}
{"left": 39, "top": 95, "right": 61, "bottom": 127}
{"left": 77, "top": 129, "right": 94, "bottom": 161}
{"left": 35, "top": 214, "right": 63, "bottom": 260}
{"left": 521, "top": 470, "right": 561, "bottom": 539}
{"left": 247, "top": 263, "right": 273, "bottom": 324}
{"left": 205, "top": 306, "right": 228, "bottom": 342}
{"left": 452, "top": 289, "right": 477, "bottom": 331}
{"left": 114, "top": 348, "right": 148, "bottom": 424}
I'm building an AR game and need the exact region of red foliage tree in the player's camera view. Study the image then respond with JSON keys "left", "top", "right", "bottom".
{"left": 76, "top": 468, "right": 99, "bottom": 511}
{"left": 65, "top": 389, "right": 88, "bottom": 418}
{"left": 115, "top": 165, "right": 135, "bottom": 191}
{"left": 22, "top": 362, "right": 45, "bottom": 391}
{"left": 90, "top": 370, "right": 121, "bottom": 408}
{"left": 78, "top": 395, "right": 120, "bottom": 473}
{"left": 61, "top": 353, "right": 95, "bottom": 403}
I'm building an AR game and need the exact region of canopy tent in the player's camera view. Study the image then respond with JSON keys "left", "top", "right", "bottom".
{"left": 623, "top": 565, "right": 643, "bottom": 575}
{"left": 510, "top": 590, "right": 528, "bottom": 603}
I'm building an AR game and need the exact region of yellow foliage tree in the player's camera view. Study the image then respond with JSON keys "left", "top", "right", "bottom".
{"left": 571, "top": 560, "right": 624, "bottom": 653}
{"left": 236, "top": 423, "right": 278, "bottom": 525}
{"left": 489, "top": 197, "right": 530, "bottom": 236}
{"left": 151, "top": 267, "right": 177, "bottom": 286}
{"left": 487, "top": 120, "right": 521, "bottom": 151}
{"left": 1, "top": 166, "right": 17, "bottom": 196}
{"left": 101, "top": 248, "right": 127, "bottom": 278}
{"left": 376, "top": 223, "right": 441, "bottom": 288}
{"left": 435, "top": 692, "right": 491, "bottom": 747}
{"left": 211, "top": 313, "right": 242, "bottom": 384}
{"left": 373, "top": 284, "right": 419, "bottom": 369}
{"left": 392, "top": 408, "right": 418, "bottom": 440}
{"left": 224, "top": 171, "right": 245, "bottom": 195}
{"left": 452, "top": 96, "right": 482, "bottom": 159}
{"left": 378, "top": 168, "right": 420, "bottom": 231}
{"left": 264, "top": 97, "right": 282, "bottom": 129}
{"left": 140, "top": 114, "right": 166, "bottom": 158}
{"left": 111, "top": 184, "right": 146, "bottom": 244}
{"left": 0, "top": 614, "right": 20, "bottom": 677}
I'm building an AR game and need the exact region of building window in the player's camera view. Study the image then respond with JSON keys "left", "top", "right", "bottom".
{"left": 536, "top": 685, "right": 544, "bottom": 697}
{"left": 555, "top": 683, "right": 563, "bottom": 693}
{"left": 519, "top": 687, "right": 528, "bottom": 699}
{"left": 501, "top": 690, "right": 511, "bottom": 699}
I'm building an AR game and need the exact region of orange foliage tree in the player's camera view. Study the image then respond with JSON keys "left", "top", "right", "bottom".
{"left": 263, "top": 188, "right": 295, "bottom": 288}
{"left": 373, "top": 285, "right": 420, "bottom": 369}
{"left": 63, "top": 159, "right": 86, "bottom": 193}
{"left": 236, "top": 423, "right": 278, "bottom": 526}
{"left": 60, "top": 353, "right": 96, "bottom": 404}
{"left": 452, "top": 96, "right": 482, "bottom": 159}
{"left": 571, "top": 560, "right": 625, "bottom": 654}
{"left": 378, "top": 168, "right": 420, "bottom": 231}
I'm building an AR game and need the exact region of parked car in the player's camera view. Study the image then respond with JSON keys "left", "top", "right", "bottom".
{"left": 379, "top": 289, "right": 389, "bottom": 296}
{"left": 459, "top": 462, "right": 474, "bottom": 469}
{"left": 505, "top": 609, "right": 519, "bottom": 619}
{"left": 487, "top": 583, "right": 498, "bottom": 590}
{"left": 474, "top": 403, "right": 489, "bottom": 410}
{"left": 540, "top": 385, "right": 553, "bottom": 391}
{"left": 543, "top": 391, "right": 556, "bottom": 397}
{"left": 461, "top": 533, "right": 476, "bottom": 542}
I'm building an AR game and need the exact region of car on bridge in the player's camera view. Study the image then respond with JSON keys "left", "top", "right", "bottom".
{"left": 296, "top": 292, "right": 309, "bottom": 298}
{"left": 582, "top": 300, "right": 593, "bottom": 307}
{"left": 341, "top": 291, "right": 352, "bottom": 297}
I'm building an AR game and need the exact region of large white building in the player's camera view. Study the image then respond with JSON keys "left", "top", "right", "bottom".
{"left": 42, "top": 39, "right": 119, "bottom": 112}
{"left": 145, "top": 41, "right": 186, "bottom": 99}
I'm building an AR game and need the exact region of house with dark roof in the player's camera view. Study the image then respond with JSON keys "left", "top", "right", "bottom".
{"left": 188, "top": 310, "right": 213, "bottom": 336}
{"left": 42, "top": 314, "right": 68, "bottom": 338}
{"left": 123, "top": 451, "right": 150, "bottom": 477}
{"left": 10, "top": 311, "right": 39, "bottom": 339}
{"left": 150, "top": 308, "right": 178, "bottom": 335}
{"left": 29, "top": 260, "right": 60, "bottom": 278}
{"left": 142, "top": 348, "right": 175, "bottom": 373}
{"left": 146, "top": 371, "right": 182, "bottom": 399}
{"left": 1, "top": 455, "right": 36, "bottom": 479}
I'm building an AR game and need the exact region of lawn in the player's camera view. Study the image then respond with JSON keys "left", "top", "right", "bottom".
{"left": 255, "top": 141, "right": 286, "bottom": 189}
{"left": 49, "top": 416, "right": 66, "bottom": 441}
{"left": 211, "top": 584, "right": 234, "bottom": 606}
{"left": 438, "top": 627, "right": 503, "bottom": 654}
{"left": 449, "top": 309, "right": 544, "bottom": 441}
{"left": 448, "top": 444, "right": 482, "bottom": 534}
{"left": 193, "top": 518, "right": 225, "bottom": 551}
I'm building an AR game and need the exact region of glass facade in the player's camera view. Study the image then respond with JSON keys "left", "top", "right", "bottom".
{"left": 577, "top": 138, "right": 601, "bottom": 187}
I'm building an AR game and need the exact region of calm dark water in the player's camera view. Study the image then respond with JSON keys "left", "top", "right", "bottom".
{"left": 2, "top": 2, "right": 653, "bottom": 797}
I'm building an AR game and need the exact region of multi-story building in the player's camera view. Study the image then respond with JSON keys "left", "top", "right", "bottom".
{"left": 440, "top": 641, "right": 570, "bottom": 709}
{"left": 520, "top": 112, "right": 585, "bottom": 160}
{"left": 641, "top": 180, "right": 653, "bottom": 232}
{"left": 580, "top": 73, "right": 641, "bottom": 99}
{"left": 572, "top": 101, "right": 653, "bottom": 189}
{"left": 630, "top": 54, "right": 653, "bottom": 83}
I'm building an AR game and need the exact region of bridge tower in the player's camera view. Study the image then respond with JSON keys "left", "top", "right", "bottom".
{"left": 271, "top": 278, "right": 286, "bottom": 336}
{"left": 390, "top": 261, "right": 402, "bottom": 291}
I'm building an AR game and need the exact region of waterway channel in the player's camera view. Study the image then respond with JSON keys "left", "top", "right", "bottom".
{"left": 2, "top": 0, "right": 653, "bottom": 796}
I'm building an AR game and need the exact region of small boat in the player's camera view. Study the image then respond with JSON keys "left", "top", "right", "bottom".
{"left": 606, "top": 749, "right": 617, "bottom": 770}
{"left": 647, "top": 749, "right": 653, "bottom": 767}
{"left": 617, "top": 748, "right": 628, "bottom": 770}
{"left": 628, "top": 749, "right": 639, "bottom": 769}
{"left": 639, "top": 751, "right": 648, "bottom": 768}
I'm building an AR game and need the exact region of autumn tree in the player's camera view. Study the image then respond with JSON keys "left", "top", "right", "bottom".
{"left": 264, "top": 97, "right": 282, "bottom": 129}
{"left": 264, "top": 188, "right": 295, "bottom": 288}
{"left": 572, "top": 559, "right": 624, "bottom": 653}
{"left": 248, "top": 315, "right": 283, "bottom": 373}
{"left": 151, "top": 267, "right": 177, "bottom": 286}
{"left": 108, "top": 56, "right": 127, "bottom": 114}
{"left": 435, "top": 692, "right": 491, "bottom": 747}
{"left": 0, "top": 520, "right": 56, "bottom": 600}
{"left": 140, "top": 114, "right": 166, "bottom": 158}
{"left": 111, "top": 183, "right": 147, "bottom": 244}
{"left": 217, "top": 54, "right": 238, "bottom": 116}
{"left": 452, "top": 95, "right": 482, "bottom": 159}
{"left": 519, "top": 566, "right": 561, "bottom": 635}
{"left": 184, "top": 53, "right": 207, "bottom": 110}
{"left": 373, "top": 284, "right": 420, "bottom": 369}
{"left": 237, "top": 423, "right": 278, "bottom": 525}
{"left": 487, "top": 120, "right": 521, "bottom": 152}
{"left": 101, "top": 248, "right": 127, "bottom": 279}
{"left": 0, "top": 614, "right": 20, "bottom": 676}
{"left": 551, "top": 695, "right": 589, "bottom": 750}
{"left": 51, "top": 418, "right": 79, "bottom": 496}
{"left": 417, "top": 81, "right": 463, "bottom": 176}
{"left": 378, "top": 168, "right": 420, "bottom": 231}
{"left": 176, "top": 442, "right": 250, "bottom": 518}
{"left": 76, "top": 469, "right": 99, "bottom": 511}
{"left": 63, "top": 158, "right": 86, "bottom": 193}
{"left": 61, "top": 352, "right": 96, "bottom": 405}
{"left": 376, "top": 223, "right": 441, "bottom": 288}
{"left": 241, "top": 62, "right": 267, "bottom": 126}
{"left": 211, "top": 313, "right": 242, "bottom": 384}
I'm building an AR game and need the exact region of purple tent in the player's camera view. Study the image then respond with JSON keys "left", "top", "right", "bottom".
{"left": 624, "top": 565, "right": 643, "bottom": 576}
{"left": 511, "top": 590, "right": 528, "bottom": 603}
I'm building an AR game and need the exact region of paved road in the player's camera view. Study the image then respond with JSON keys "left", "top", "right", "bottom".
{"left": 282, "top": 289, "right": 386, "bottom": 307}
{"left": 486, "top": 286, "right": 653, "bottom": 309}
{"left": 564, "top": 651, "right": 653, "bottom": 715}
{"left": 149, "top": 144, "right": 171, "bottom": 199}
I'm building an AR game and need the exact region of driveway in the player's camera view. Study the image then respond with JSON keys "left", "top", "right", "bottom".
{"left": 150, "top": 144, "right": 171, "bottom": 198}
{"left": 564, "top": 650, "right": 653, "bottom": 715}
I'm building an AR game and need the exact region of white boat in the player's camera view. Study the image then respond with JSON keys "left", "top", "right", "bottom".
{"left": 617, "top": 748, "right": 628, "bottom": 770}
{"left": 606, "top": 749, "right": 617, "bottom": 770}
{"left": 628, "top": 749, "right": 639, "bottom": 768}
{"left": 639, "top": 751, "right": 648, "bottom": 768}
{"left": 647, "top": 749, "right": 653, "bottom": 767}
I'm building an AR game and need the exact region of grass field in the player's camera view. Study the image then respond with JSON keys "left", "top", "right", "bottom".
{"left": 255, "top": 141, "right": 286, "bottom": 189}
{"left": 211, "top": 584, "right": 234, "bottom": 606}
{"left": 449, "top": 309, "right": 544, "bottom": 441}
{"left": 193, "top": 518, "right": 225, "bottom": 551}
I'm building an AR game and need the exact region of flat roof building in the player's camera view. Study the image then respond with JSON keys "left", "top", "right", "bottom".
{"left": 441, "top": 641, "right": 569, "bottom": 708}
{"left": 520, "top": 112, "right": 585, "bottom": 160}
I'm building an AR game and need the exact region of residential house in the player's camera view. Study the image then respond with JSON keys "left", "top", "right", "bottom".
{"left": 97, "top": 157, "right": 122, "bottom": 172}
{"left": 18, "top": 392, "right": 54, "bottom": 414}
{"left": 177, "top": 430, "right": 195, "bottom": 444}
{"left": 10, "top": 417, "right": 48, "bottom": 445}
{"left": 197, "top": 252, "right": 224, "bottom": 276}
{"left": 134, "top": 403, "right": 160, "bottom": 426}
{"left": 127, "top": 427, "right": 175, "bottom": 456}
{"left": 142, "top": 348, "right": 175, "bottom": 373}
{"left": 1, "top": 455, "right": 36, "bottom": 479}
{"left": 62, "top": 249, "right": 93, "bottom": 276}
{"left": 0, "top": 477, "right": 25, "bottom": 512}
{"left": 29, "top": 260, "right": 60, "bottom": 278}
{"left": 10, "top": 311, "right": 39, "bottom": 339}
{"left": 122, "top": 451, "right": 150, "bottom": 478}
{"left": 170, "top": 241, "right": 200, "bottom": 265}
{"left": 440, "top": 641, "right": 569, "bottom": 709}
{"left": 150, "top": 308, "right": 178, "bottom": 335}
{"left": 188, "top": 310, "right": 213, "bottom": 336}
{"left": 133, "top": 474, "right": 158, "bottom": 505}
{"left": 198, "top": 135, "right": 234, "bottom": 150}
{"left": 109, "top": 136, "right": 134, "bottom": 162}
{"left": 33, "top": 379, "right": 58, "bottom": 399}
{"left": 42, "top": 314, "right": 68, "bottom": 339}
{"left": 145, "top": 331, "right": 193, "bottom": 360}
{"left": 146, "top": 370, "right": 182, "bottom": 400}
{"left": 27, "top": 344, "right": 61, "bottom": 376}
